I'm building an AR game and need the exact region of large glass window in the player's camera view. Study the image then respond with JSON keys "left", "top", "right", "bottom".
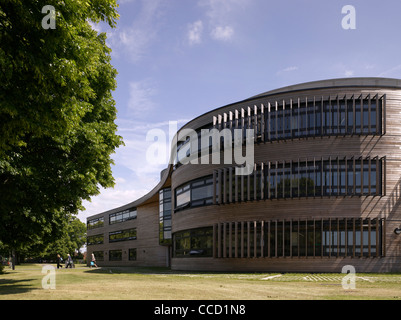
{"left": 173, "top": 227, "right": 213, "bottom": 258}
{"left": 159, "top": 188, "right": 172, "bottom": 245}
{"left": 266, "top": 157, "right": 382, "bottom": 199}
{"left": 230, "top": 95, "right": 383, "bottom": 143}
{"left": 175, "top": 176, "right": 213, "bottom": 212}
{"left": 217, "top": 157, "right": 383, "bottom": 203}
{"left": 109, "top": 228, "right": 137, "bottom": 243}
{"left": 321, "top": 218, "right": 383, "bottom": 257}
{"left": 109, "top": 250, "right": 122, "bottom": 261}
{"left": 216, "top": 218, "right": 384, "bottom": 259}
{"left": 87, "top": 217, "right": 104, "bottom": 230}
{"left": 109, "top": 207, "right": 137, "bottom": 225}
{"left": 87, "top": 234, "right": 104, "bottom": 246}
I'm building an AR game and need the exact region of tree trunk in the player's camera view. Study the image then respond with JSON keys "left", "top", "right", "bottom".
{"left": 11, "top": 249, "right": 15, "bottom": 270}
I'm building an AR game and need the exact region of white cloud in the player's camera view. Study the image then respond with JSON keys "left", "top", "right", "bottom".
{"left": 276, "top": 66, "right": 299, "bottom": 75}
{"left": 200, "top": 0, "right": 248, "bottom": 24}
{"left": 196, "top": 0, "right": 250, "bottom": 43}
{"left": 344, "top": 70, "right": 354, "bottom": 77}
{"left": 188, "top": 20, "right": 204, "bottom": 45}
{"left": 108, "top": 0, "right": 166, "bottom": 62}
{"left": 127, "top": 80, "right": 158, "bottom": 118}
{"left": 211, "top": 26, "right": 234, "bottom": 41}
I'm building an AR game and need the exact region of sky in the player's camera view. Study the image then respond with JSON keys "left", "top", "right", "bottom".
{"left": 78, "top": 0, "right": 401, "bottom": 222}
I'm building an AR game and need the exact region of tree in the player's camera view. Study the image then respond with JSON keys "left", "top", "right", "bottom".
{"left": 0, "top": 0, "right": 122, "bottom": 266}
{"left": 40, "top": 217, "right": 87, "bottom": 260}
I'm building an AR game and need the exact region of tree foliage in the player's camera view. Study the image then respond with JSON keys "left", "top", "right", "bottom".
{"left": 0, "top": 0, "right": 122, "bottom": 252}
{"left": 40, "top": 216, "right": 87, "bottom": 260}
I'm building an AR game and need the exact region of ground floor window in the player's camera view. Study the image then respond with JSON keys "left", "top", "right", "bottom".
{"left": 129, "top": 248, "right": 137, "bottom": 261}
{"left": 173, "top": 227, "right": 213, "bottom": 258}
{"left": 109, "top": 250, "right": 122, "bottom": 261}
{"left": 215, "top": 218, "right": 384, "bottom": 259}
{"left": 92, "top": 251, "right": 104, "bottom": 261}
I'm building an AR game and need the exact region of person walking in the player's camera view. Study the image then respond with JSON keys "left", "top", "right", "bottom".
{"left": 65, "top": 254, "right": 73, "bottom": 268}
{"left": 90, "top": 253, "right": 98, "bottom": 268}
{"left": 56, "top": 254, "right": 63, "bottom": 269}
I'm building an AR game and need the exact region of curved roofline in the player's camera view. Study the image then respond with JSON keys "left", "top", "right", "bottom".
{"left": 88, "top": 164, "right": 173, "bottom": 218}
{"left": 179, "top": 77, "right": 401, "bottom": 132}
{"left": 250, "top": 77, "right": 401, "bottom": 98}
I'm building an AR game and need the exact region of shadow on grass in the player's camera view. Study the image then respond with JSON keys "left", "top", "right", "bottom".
{"left": 0, "top": 278, "right": 36, "bottom": 295}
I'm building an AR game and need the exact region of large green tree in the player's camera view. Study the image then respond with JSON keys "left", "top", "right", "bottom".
{"left": 40, "top": 216, "right": 87, "bottom": 260}
{"left": 0, "top": 0, "right": 122, "bottom": 262}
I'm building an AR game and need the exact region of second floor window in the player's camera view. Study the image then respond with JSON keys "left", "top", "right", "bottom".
{"left": 175, "top": 176, "right": 213, "bottom": 212}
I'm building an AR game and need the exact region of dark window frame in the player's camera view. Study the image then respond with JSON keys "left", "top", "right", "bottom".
{"left": 109, "top": 250, "right": 122, "bottom": 261}
{"left": 109, "top": 207, "right": 137, "bottom": 225}
{"left": 173, "top": 227, "right": 213, "bottom": 258}
{"left": 109, "top": 228, "right": 137, "bottom": 243}
{"left": 87, "top": 234, "right": 104, "bottom": 246}
{"left": 174, "top": 176, "right": 214, "bottom": 212}
{"left": 87, "top": 217, "right": 104, "bottom": 230}
{"left": 214, "top": 218, "right": 384, "bottom": 259}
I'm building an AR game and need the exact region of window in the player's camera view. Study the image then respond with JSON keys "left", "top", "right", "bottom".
{"left": 109, "top": 250, "right": 122, "bottom": 261}
{"left": 175, "top": 176, "right": 213, "bottom": 212}
{"left": 173, "top": 227, "right": 213, "bottom": 258}
{"left": 129, "top": 249, "right": 137, "bottom": 261}
{"left": 87, "top": 217, "right": 104, "bottom": 230}
{"left": 109, "top": 228, "right": 137, "bottom": 243}
{"left": 175, "top": 123, "right": 214, "bottom": 168}
{"left": 92, "top": 251, "right": 104, "bottom": 261}
{"left": 159, "top": 188, "right": 172, "bottom": 245}
{"left": 215, "top": 156, "right": 384, "bottom": 203}
{"left": 109, "top": 207, "right": 137, "bottom": 225}
{"left": 176, "top": 95, "right": 384, "bottom": 169}
{"left": 217, "top": 94, "right": 384, "bottom": 145}
{"left": 215, "top": 218, "right": 384, "bottom": 259}
{"left": 176, "top": 185, "right": 190, "bottom": 208}
{"left": 87, "top": 234, "right": 104, "bottom": 246}
{"left": 322, "top": 218, "right": 383, "bottom": 257}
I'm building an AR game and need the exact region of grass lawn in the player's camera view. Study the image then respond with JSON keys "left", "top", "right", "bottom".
{"left": 1, "top": 264, "right": 401, "bottom": 300}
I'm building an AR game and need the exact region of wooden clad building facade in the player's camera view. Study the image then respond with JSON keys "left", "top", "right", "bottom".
{"left": 87, "top": 78, "right": 401, "bottom": 272}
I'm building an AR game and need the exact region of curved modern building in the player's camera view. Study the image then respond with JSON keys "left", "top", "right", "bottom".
{"left": 87, "top": 78, "right": 401, "bottom": 273}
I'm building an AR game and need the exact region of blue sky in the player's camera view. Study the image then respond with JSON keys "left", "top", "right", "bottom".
{"left": 79, "top": 0, "right": 401, "bottom": 221}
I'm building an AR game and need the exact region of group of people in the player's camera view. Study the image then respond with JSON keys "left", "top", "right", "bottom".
{"left": 56, "top": 253, "right": 74, "bottom": 269}
{"left": 56, "top": 253, "right": 98, "bottom": 269}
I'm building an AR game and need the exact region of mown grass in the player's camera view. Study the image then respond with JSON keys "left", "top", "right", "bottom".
{"left": 1, "top": 264, "right": 401, "bottom": 300}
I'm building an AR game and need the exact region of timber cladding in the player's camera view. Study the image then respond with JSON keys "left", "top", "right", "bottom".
{"left": 87, "top": 78, "right": 401, "bottom": 273}
{"left": 87, "top": 201, "right": 168, "bottom": 267}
